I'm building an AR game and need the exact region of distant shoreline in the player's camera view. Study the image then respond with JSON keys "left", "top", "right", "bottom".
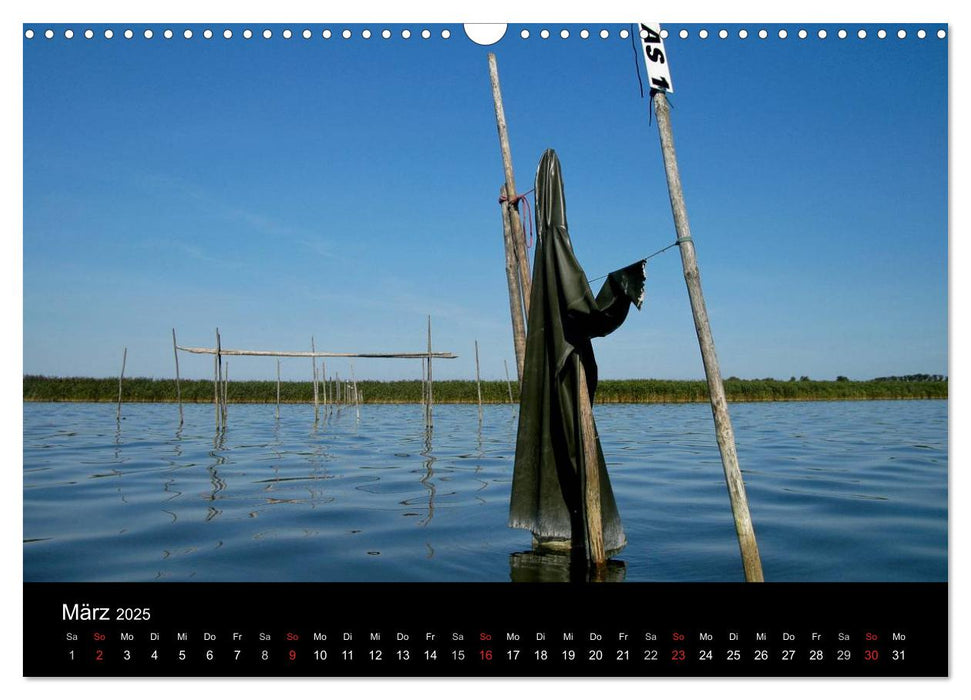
{"left": 23, "top": 375, "right": 948, "bottom": 404}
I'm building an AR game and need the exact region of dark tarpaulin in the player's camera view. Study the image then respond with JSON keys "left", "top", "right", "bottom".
{"left": 509, "top": 149, "right": 646, "bottom": 554}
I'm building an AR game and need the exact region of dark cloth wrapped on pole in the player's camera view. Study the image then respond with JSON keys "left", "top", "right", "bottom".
{"left": 509, "top": 148, "right": 646, "bottom": 554}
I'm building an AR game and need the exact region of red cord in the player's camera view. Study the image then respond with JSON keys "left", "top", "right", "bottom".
{"left": 498, "top": 188, "right": 535, "bottom": 249}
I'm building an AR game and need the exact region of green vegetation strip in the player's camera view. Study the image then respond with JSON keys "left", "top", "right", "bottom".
{"left": 23, "top": 375, "right": 947, "bottom": 404}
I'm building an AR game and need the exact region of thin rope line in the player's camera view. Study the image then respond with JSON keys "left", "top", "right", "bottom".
{"left": 586, "top": 238, "right": 686, "bottom": 284}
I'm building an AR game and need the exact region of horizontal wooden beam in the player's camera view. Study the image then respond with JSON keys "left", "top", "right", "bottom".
{"left": 177, "top": 346, "right": 458, "bottom": 360}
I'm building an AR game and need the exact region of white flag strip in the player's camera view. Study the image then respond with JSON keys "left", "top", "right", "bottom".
{"left": 638, "top": 23, "right": 674, "bottom": 94}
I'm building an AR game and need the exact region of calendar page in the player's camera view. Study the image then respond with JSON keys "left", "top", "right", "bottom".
{"left": 21, "top": 17, "right": 948, "bottom": 679}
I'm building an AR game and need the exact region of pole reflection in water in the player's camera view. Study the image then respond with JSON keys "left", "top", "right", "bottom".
{"left": 418, "top": 423, "right": 436, "bottom": 527}
{"left": 206, "top": 430, "right": 227, "bottom": 521}
{"left": 509, "top": 550, "right": 627, "bottom": 582}
{"left": 473, "top": 415, "right": 488, "bottom": 504}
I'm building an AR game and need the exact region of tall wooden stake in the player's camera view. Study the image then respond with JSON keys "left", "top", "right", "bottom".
{"left": 172, "top": 329, "right": 183, "bottom": 426}
{"left": 488, "top": 53, "right": 531, "bottom": 317}
{"left": 321, "top": 359, "right": 328, "bottom": 412}
{"left": 223, "top": 361, "right": 229, "bottom": 424}
{"left": 312, "top": 336, "right": 319, "bottom": 422}
{"left": 576, "top": 361, "right": 605, "bottom": 567}
{"left": 216, "top": 329, "right": 225, "bottom": 427}
{"left": 214, "top": 329, "right": 221, "bottom": 430}
{"left": 276, "top": 358, "right": 281, "bottom": 420}
{"left": 426, "top": 316, "right": 434, "bottom": 427}
{"left": 117, "top": 347, "right": 127, "bottom": 421}
{"left": 351, "top": 361, "right": 360, "bottom": 420}
{"left": 500, "top": 185, "right": 528, "bottom": 383}
{"left": 421, "top": 358, "right": 427, "bottom": 426}
{"left": 474, "top": 340, "right": 483, "bottom": 419}
{"left": 653, "top": 90, "right": 763, "bottom": 582}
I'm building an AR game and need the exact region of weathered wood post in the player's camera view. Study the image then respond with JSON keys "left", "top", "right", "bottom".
{"left": 276, "top": 358, "right": 281, "bottom": 420}
{"left": 652, "top": 89, "right": 763, "bottom": 582}
{"left": 500, "top": 184, "right": 527, "bottom": 383}
{"left": 214, "top": 329, "right": 221, "bottom": 430}
{"left": 426, "top": 316, "right": 434, "bottom": 427}
{"left": 117, "top": 347, "right": 127, "bottom": 421}
{"left": 488, "top": 53, "right": 532, "bottom": 317}
{"left": 474, "top": 340, "right": 483, "bottom": 420}
{"left": 321, "top": 359, "right": 328, "bottom": 413}
{"left": 421, "top": 358, "right": 428, "bottom": 426}
{"left": 172, "top": 329, "right": 183, "bottom": 426}
{"left": 312, "top": 336, "right": 319, "bottom": 422}
{"left": 217, "top": 330, "right": 226, "bottom": 425}
{"left": 576, "top": 362, "right": 605, "bottom": 567}
{"left": 223, "top": 361, "right": 229, "bottom": 424}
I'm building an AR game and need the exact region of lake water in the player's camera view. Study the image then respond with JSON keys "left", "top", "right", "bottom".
{"left": 23, "top": 400, "right": 947, "bottom": 582}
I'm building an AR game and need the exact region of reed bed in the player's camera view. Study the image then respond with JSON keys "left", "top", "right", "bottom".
{"left": 23, "top": 375, "right": 947, "bottom": 404}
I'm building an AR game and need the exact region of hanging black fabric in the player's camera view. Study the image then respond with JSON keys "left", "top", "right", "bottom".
{"left": 509, "top": 148, "right": 646, "bottom": 553}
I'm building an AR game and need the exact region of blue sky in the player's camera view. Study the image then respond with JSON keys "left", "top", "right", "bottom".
{"left": 22, "top": 23, "right": 947, "bottom": 382}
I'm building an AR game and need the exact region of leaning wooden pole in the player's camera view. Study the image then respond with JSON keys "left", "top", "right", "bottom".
{"left": 652, "top": 90, "right": 763, "bottom": 582}
{"left": 172, "top": 329, "right": 183, "bottom": 426}
{"left": 488, "top": 53, "right": 531, "bottom": 316}
{"left": 500, "top": 184, "right": 527, "bottom": 384}
{"left": 117, "top": 347, "right": 127, "bottom": 421}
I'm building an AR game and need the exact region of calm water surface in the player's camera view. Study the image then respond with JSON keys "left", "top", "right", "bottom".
{"left": 23, "top": 400, "right": 946, "bottom": 582}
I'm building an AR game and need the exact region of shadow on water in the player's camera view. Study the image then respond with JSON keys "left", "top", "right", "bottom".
{"left": 509, "top": 549, "right": 627, "bottom": 582}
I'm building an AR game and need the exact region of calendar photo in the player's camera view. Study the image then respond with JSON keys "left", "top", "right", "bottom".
{"left": 21, "top": 20, "right": 949, "bottom": 677}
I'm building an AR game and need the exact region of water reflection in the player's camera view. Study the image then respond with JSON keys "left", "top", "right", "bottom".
{"left": 509, "top": 550, "right": 627, "bottom": 582}
{"left": 417, "top": 422, "right": 436, "bottom": 527}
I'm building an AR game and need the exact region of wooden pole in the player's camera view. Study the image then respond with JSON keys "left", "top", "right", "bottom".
{"left": 214, "top": 329, "right": 221, "bottom": 430}
{"left": 321, "top": 359, "right": 327, "bottom": 412}
{"left": 499, "top": 185, "right": 528, "bottom": 383}
{"left": 217, "top": 330, "right": 226, "bottom": 426}
{"left": 426, "top": 316, "right": 434, "bottom": 427}
{"left": 576, "top": 361, "right": 605, "bottom": 567}
{"left": 312, "top": 336, "right": 319, "bottom": 422}
{"left": 504, "top": 359, "right": 514, "bottom": 404}
{"left": 351, "top": 361, "right": 360, "bottom": 419}
{"left": 177, "top": 346, "right": 458, "bottom": 359}
{"left": 421, "top": 358, "right": 427, "bottom": 426}
{"left": 276, "top": 358, "right": 281, "bottom": 420}
{"left": 487, "top": 53, "right": 531, "bottom": 317}
{"left": 172, "top": 329, "right": 183, "bottom": 426}
{"left": 223, "top": 361, "right": 229, "bottom": 423}
{"left": 474, "top": 340, "right": 483, "bottom": 418}
{"left": 116, "top": 347, "right": 127, "bottom": 421}
{"left": 652, "top": 90, "right": 764, "bottom": 582}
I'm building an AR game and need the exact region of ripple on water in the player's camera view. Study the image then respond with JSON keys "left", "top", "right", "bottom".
{"left": 23, "top": 400, "right": 946, "bottom": 582}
